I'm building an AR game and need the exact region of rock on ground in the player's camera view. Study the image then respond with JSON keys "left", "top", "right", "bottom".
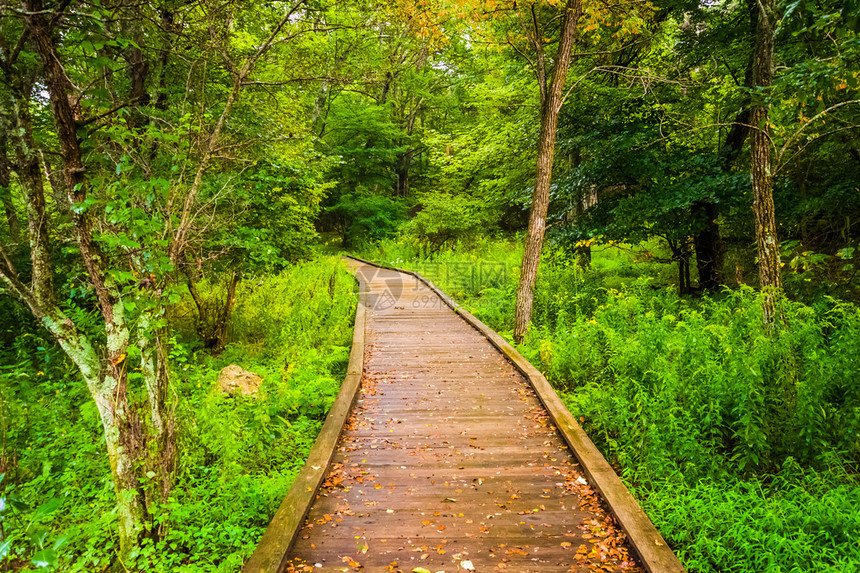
{"left": 216, "top": 364, "right": 262, "bottom": 396}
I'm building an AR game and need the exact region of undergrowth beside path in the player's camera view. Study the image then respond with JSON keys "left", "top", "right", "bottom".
{"left": 0, "top": 258, "right": 356, "bottom": 571}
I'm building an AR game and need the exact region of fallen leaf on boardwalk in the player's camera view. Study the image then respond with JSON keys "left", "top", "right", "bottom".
{"left": 341, "top": 555, "right": 361, "bottom": 568}
{"left": 505, "top": 549, "right": 528, "bottom": 556}
{"left": 460, "top": 560, "right": 475, "bottom": 570}
{"left": 412, "top": 568, "right": 432, "bottom": 573}
{"left": 560, "top": 542, "right": 572, "bottom": 548}
{"left": 442, "top": 497, "right": 457, "bottom": 502}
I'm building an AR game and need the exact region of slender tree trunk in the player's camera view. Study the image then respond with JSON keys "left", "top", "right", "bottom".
{"left": 7, "top": 91, "right": 54, "bottom": 307}
{"left": 749, "top": 0, "right": 782, "bottom": 321}
{"left": 692, "top": 201, "right": 724, "bottom": 290}
{"left": 39, "top": 151, "right": 69, "bottom": 212}
{"left": 514, "top": 0, "right": 583, "bottom": 343}
{"left": 186, "top": 269, "right": 240, "bottom": 353}
{"left": 0, "top": 129, "right": 21, "bottom": 246}
{"left": 683, "top": 251, "right": 691, "bottom": 295}
{"left": 125, "top": 39, "right": 150, "bottom": 134}
{"left": 212, "top": 272, "right": 240, "bottom": 353}
{"left": 576, "top": 246, "right": 591, "bottom": 268}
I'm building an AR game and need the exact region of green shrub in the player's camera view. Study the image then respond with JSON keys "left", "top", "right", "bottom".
{"left": 324, "top": 192, "right": 406, "bottom": 248}
{"left": 402, "top": 192, "right": 496, "bottom": 255}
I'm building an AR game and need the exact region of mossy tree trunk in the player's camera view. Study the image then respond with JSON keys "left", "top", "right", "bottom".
{"left": 749, "top": 0, "right": 782, "bottom": 321}
{"left": 0, "top": 2, "right": 177, "bottom": 557}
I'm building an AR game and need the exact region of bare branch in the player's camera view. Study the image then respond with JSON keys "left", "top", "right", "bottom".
{"left": 0, "top": 243, "right": 39, "bottom": 312}
{"left": 777, "top": 100, "right": 860, "bottom": 165}
{"left": 77, "top": 101, "right": 134, "bottom": 128}
{"left": 170, "top": 1, "right": 307, "bottom": 263}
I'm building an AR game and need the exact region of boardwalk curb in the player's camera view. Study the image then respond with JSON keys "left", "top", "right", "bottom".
{"left": 343, "top": 255, "right": 686, "bottom": 573}
{"left": 243, "top": 260, "right": 367, "bottom": 573}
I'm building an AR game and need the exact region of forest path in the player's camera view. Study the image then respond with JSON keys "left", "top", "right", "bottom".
{"left": 284, "top": 260, "right": 640, "bottom": 572}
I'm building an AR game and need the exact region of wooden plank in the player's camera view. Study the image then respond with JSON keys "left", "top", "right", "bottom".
{"left": 342, "top": 255, "right": 686, "bottom": 573}
{"left": 242, "top": 261, "right": 368, "bottom": 573}
{"left": 288, "top": 535, "right": 627, "bottom": 572}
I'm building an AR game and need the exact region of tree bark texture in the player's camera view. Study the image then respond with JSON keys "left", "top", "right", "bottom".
{"left": 514, "top": 0, "right": 583, "bottom": 343}
{"left": 8, "top": 89, "right": 55, "bottom": 309}
{"left": 21, "top": 1, "right": 174, "bottom": 555}
{"left": 749, "top": 0, "right": 782, "bottom": 320}
{"left": 0, "top": 127, "right": 21, "bottom": 246}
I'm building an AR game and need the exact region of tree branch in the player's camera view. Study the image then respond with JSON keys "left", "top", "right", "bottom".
{"left": 77, "top": 101, "right": 134, "bottom": 128}
{"left": 170, "top": 2, "right": 304, "bottom": 263}
{"left": 777, "top": 100, "right": 860, "bottom": 165}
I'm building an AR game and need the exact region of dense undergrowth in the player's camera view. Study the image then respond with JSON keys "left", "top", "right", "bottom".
{"left": 365, "top": 237, "right": 860, "bottom": 573}
{"left": 0, "top": 258, "right": 356, "bottom": 571}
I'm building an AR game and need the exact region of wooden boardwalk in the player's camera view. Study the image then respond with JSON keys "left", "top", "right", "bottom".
{"left": 283, "top": 262, "right": 644, "bottom": 572}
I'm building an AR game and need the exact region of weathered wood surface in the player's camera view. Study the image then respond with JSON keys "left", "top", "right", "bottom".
{"left": 281, "top": 260, "right": 663, "bottom": 572}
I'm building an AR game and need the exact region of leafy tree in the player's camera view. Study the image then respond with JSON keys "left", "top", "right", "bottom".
{"left": 0, "top": 0, "right": 336, "bottom": 557}
{"left": 324, "top": 191, "right": 407, "bottom": 247}
{"left": 403, "top": 191, "right": 495, "bottom": 255}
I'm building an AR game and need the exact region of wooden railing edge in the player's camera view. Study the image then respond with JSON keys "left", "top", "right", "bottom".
{"left": 342, "top": 255, "right": 686, "bottom": 573}
{"left": 243, "top": 260, "right": 367, "bottom": 572}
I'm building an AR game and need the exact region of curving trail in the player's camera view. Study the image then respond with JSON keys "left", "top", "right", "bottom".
{"left": 285, "top": 261, "right": 642, "bottom": 572}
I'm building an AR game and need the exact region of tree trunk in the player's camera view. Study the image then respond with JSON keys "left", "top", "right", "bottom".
{"left": 7, "top": 91, "right": 55, "bottom": 308}
{"left": 0, "top": 128, "right": 21, "bottom": 246}
{"left": 514, "top": 0, "right": 583, "bottom": 343}
{"left": 210, "top": 272, "right": 240, "bottom": 354}
{"left": 692, "top": 201, "right": 724, "bottom": 290}
{"left": 749, "top": 0, "right": 782, "bottom": 321}
{"left": 23, "top": 2, "right": 165, "bottom": 555}
{"left": 395, "top": 156, "right": 410, "bottom": 197}
{"left": 39, "top": 151, "right": 69, "bottom": 212}
{"left": 186, "top": 270, "right": 241, "bottom": 353}
{"left": 575, "top": 245, "right": 591, "bottom": 268}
